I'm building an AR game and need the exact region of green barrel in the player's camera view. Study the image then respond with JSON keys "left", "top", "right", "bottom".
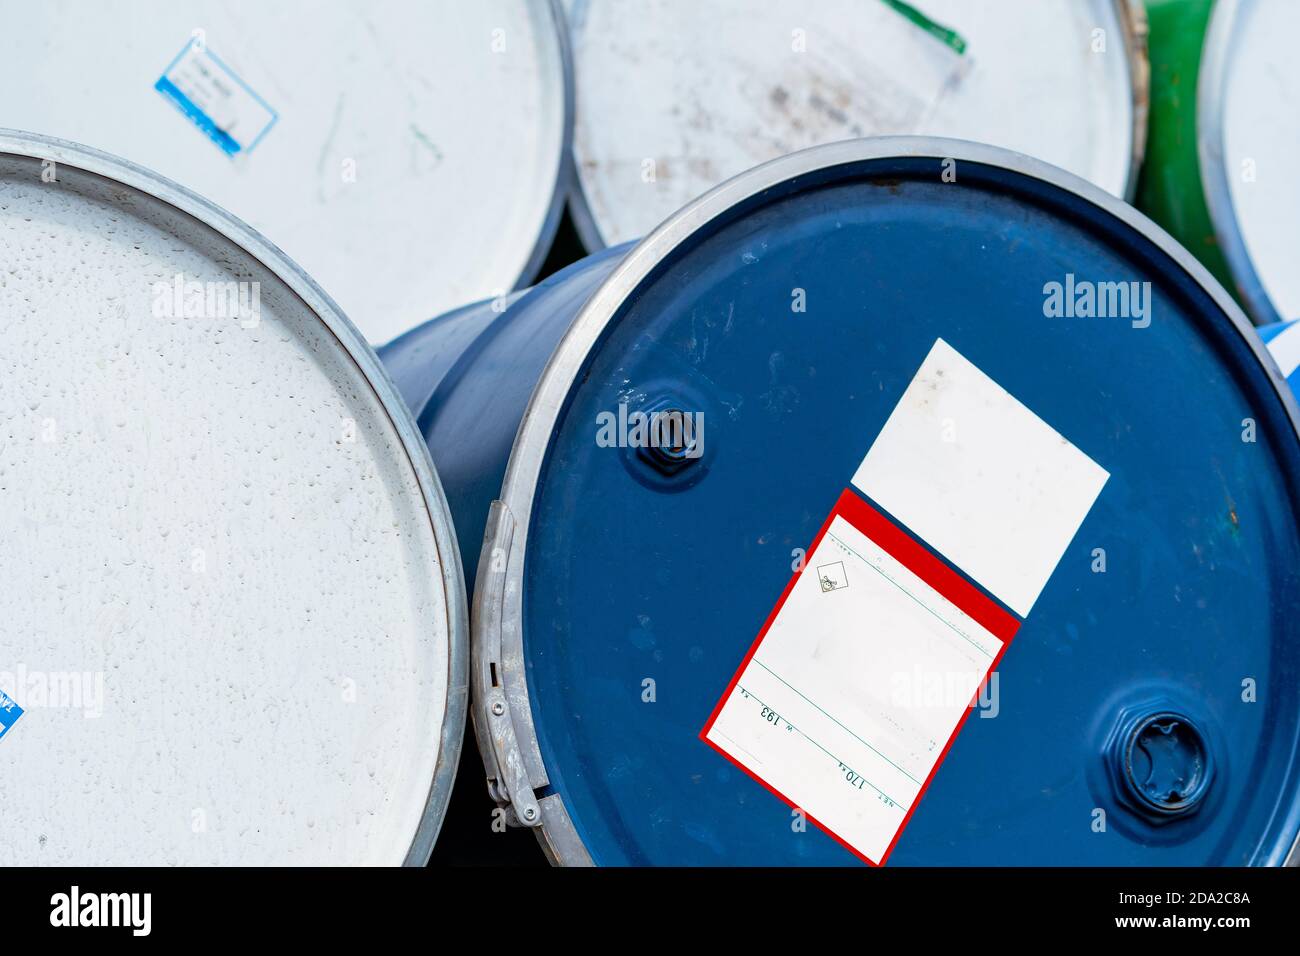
{"left": 1135, "top": 0, "right": 1235, "bottom": 297}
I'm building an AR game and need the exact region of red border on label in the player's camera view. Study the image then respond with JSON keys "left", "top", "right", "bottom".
{"left": 699, "top": 487, "right": 1022, "bottom": 866}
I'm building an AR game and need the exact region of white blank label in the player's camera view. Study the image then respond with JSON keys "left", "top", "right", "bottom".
{"left": 852, "top": 338, "right": 1108, "bottom": 617}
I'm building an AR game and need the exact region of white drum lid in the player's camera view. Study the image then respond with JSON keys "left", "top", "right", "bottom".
{"left": 0, "top": 135, "right": 463, "bottom": 865}
{"left": 566, "top": 0, "right": 1141, "bottom": 249}
{"left": 0, "top": 0, "right": 570, "bottom": 345}
{"left": 1200, "top": 0, "right": 1300, "bottom": 325}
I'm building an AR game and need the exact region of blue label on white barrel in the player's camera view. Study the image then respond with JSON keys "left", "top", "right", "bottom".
{"left": 155, "top": 38, "right": 278, "bottom": 157}
{"left": 1261, "top": 320, "right": 1300, "bottom": 394}
{"left": 0, "top": 689, "right": 23, "bottom": 740}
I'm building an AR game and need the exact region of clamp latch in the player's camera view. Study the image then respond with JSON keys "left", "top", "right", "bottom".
{"left": 471, "top": 500, "right": 542, "bottom": 828}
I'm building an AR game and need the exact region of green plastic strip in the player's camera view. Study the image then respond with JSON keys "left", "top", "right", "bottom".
{"left": 878, "top": 0, "right": 968, "bottom": 55}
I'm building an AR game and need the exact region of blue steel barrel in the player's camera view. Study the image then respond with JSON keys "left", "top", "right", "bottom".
{"left": 1260, "top": 321, "right": 1300, "bottom": 399}
{"left": 381, "top": 139, "right": 1300, "bottom": 866}
{"left": 381, "top": 245, "right": 627, "bottom": 588}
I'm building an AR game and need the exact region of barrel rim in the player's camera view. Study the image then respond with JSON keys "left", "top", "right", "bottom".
{"left": 1197, "top": 0, "right": 1282, "bottom": 327}
{"left": 0, "top": 128, "right": 471, "bottom": 867}
{"left": 484, "top": 134, "right": 1300, "bottom": 867}
{"left": 564, "top": 0, "right": 1151, "bottom": 253}
{"left": 1118, "top": 0, "right": 1151, "bottom": 202}
{"left": 511, "top": 0, "right": 578, "bottom": 296}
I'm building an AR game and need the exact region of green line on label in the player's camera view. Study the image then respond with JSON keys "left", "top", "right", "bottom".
{"left": 752, "top": 659, "right": 923, "bottom": 787}
{"left": 739, "top": 682, "right": 909, "bottom": 811}
{"left": 826, "top": 530, "right": 995, "bottom": 660}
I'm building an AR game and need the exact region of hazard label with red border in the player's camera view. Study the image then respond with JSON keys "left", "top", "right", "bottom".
{"left": 701, "top": 338, "right": 1108, "bottom": 865}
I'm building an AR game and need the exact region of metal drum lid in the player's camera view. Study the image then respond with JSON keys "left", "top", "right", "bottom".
{"left": 0, "top": 134, "right": 466, "bottom": 865}
{"left": 1199, "top": 0, "right": 1300, "bottom": 325}
{"left": 565, "top": 0, "right": 1145, "bottom": 250}
{"left": 0, "top": 0, "right": 570, "bottom": 345}
{"left": 488, "top": 140, "right": 1300, "bottom": 865}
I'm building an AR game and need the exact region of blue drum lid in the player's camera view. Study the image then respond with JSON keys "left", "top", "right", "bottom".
{"left": 515, "top": 143, "right": 1300, "bottom": 865}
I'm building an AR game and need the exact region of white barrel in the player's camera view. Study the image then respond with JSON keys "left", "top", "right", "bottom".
{"left": 0, "top": 0, "right": 570, "bottom": 345}
{"left": 0, "top": 133, "right": 467, "bottom": 865}
{"left": 1199, "top": 0, "right": 1300, "bottom": 325}
{"left": 565, "top": 0, "right": 1147, "bottom": 249}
